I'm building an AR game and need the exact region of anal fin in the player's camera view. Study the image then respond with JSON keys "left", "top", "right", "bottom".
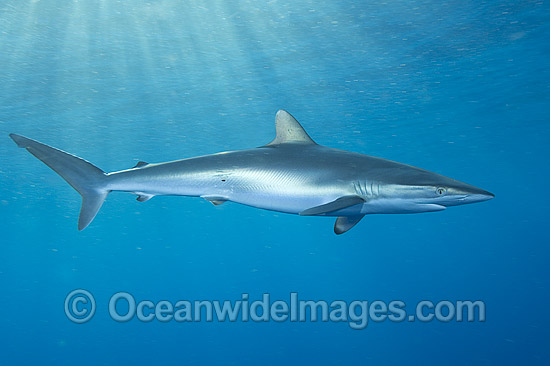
{"left": 134, "top": 193, "right": 154, "bottom": 202}
{"left": 209, "top": 200, "right": 226, "bottom": 206}
{"left": 201, "top": 195, "right": 228, "bottom": 206}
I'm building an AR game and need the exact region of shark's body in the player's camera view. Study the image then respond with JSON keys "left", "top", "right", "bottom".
{"left": 10, "top": 110, "right": 493, "bottom": 234}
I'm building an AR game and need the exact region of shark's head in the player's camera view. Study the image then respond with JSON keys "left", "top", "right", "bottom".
{"left": 425, "top": 179, "right": 495, "bottom": 207}
{"left": 363, "top": 163, "right": 494, "bottom": 214}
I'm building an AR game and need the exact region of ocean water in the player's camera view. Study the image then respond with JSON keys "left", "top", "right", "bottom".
{"left": 1, "top": 0, "right": 548, "bottom": 365}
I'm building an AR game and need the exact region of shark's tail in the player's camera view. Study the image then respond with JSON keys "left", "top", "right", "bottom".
{"left": 10, "top": 134, "right": 110, "bottom": 230}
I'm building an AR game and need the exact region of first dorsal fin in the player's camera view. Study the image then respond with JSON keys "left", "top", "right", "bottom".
{"left": 265, "top": 110, "right": 316, "bottom": 146}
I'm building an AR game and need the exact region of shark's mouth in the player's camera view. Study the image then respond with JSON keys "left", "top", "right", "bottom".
{"left": 360, "top": 199, "right": 447, "bottom": 214}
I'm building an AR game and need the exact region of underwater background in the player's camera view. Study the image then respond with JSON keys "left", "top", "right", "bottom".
{"left": 1, "top": 0, "right": 548, "bottom": 365}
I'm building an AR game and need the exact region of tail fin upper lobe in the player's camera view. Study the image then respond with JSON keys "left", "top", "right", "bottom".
{"left": 10, "top": 134, "right": 109, "bottom": 230}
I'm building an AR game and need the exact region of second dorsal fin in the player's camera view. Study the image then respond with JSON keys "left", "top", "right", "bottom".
{"left": 265, "top": 110, "right": 316, "bottom": 146}
{"left": 133, "top": 161, "right": 149, "bottom": 168}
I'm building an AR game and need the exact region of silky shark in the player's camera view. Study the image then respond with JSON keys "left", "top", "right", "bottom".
{"left": 10, "top": 110, "right": 493, "bottom": 234}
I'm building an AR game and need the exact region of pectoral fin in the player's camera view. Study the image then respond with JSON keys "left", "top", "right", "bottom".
{"left": 299, "top": 195, "right": 365, "bottom": 216}
{"left": 334, "top": 215, "right": 365, "bottom": 235}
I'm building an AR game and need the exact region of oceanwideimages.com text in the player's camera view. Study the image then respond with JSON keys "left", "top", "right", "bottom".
{"left": 65, "top": 290, "right": 485, "bottom": 329}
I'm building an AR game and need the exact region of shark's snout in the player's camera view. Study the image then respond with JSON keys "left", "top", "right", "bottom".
{"left": 453, "top": 185, "right": 494, "bottom": 205}
{"left": 465, "top": 186, "right": 494, "bottom": 201}
{"left": 467, "top": 191, "right": 494, "bottom": 203}
{"left": 437, "top": 181, "right": 494, "bottom": 207}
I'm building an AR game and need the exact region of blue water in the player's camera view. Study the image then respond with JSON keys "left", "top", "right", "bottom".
{"left": 1, "top": 1, "right": 549, "bottom": 365}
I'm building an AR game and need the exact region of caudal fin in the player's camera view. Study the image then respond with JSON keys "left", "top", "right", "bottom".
{"left": 10, "top": 134, "right": 109, "bottom": 230}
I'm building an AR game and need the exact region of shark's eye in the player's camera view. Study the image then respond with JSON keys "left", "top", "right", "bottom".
{"left": 436, "top": 187, "right": 447, "bottom": 196}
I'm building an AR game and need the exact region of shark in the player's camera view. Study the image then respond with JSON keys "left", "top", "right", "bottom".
{"left": 9, "top": 110, "right": 494, "bottom": 234}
